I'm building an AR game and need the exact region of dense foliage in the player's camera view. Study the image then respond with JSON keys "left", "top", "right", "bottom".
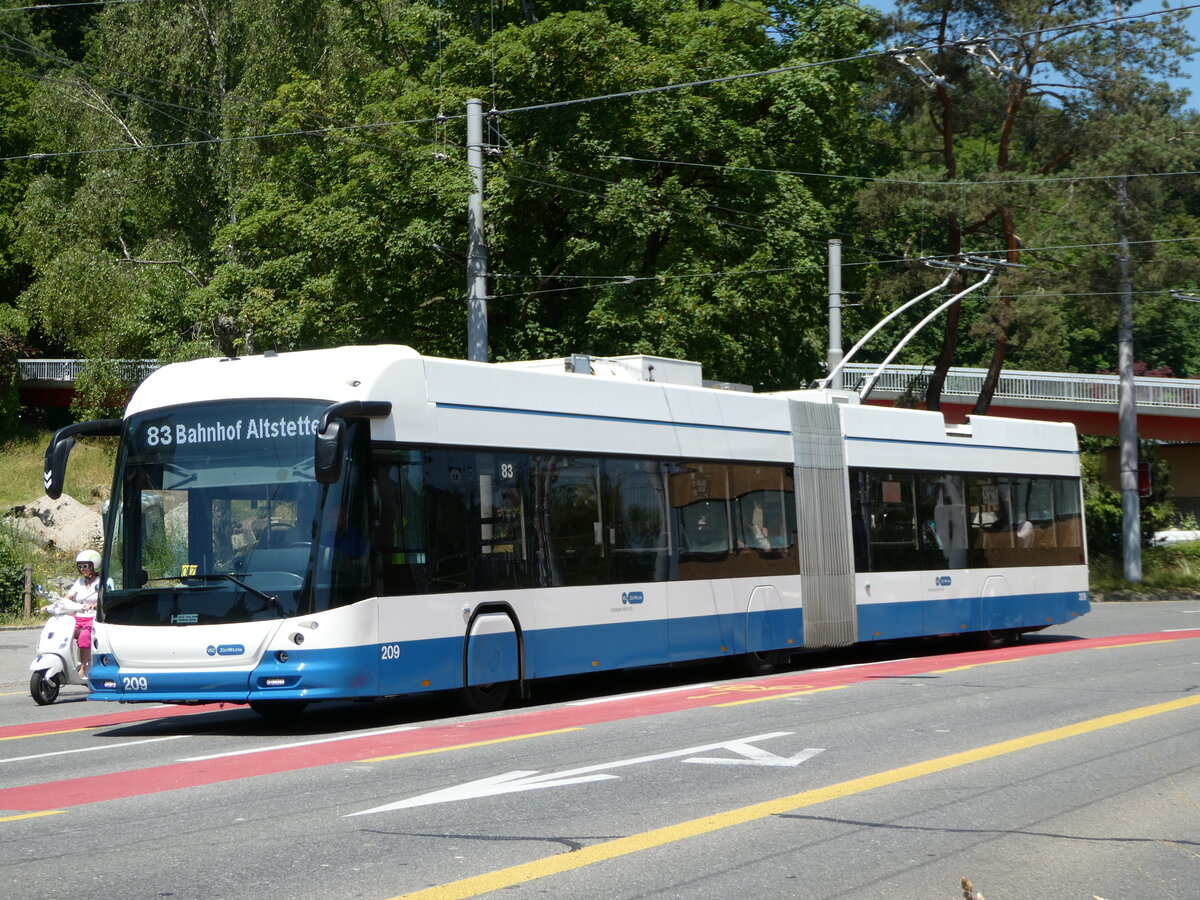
{"left": 0, "top": 0, "right": 1195, "bottom": 409}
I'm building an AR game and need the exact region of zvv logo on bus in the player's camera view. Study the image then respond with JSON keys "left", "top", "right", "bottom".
{"left": 934, "top": 576, "right": 952, "bottom": 587}
{"left": 206, "top": 644, "right": 246, "bottom": 656}
{"left": 622, "top": 591, "right": 645, "bottom": 605}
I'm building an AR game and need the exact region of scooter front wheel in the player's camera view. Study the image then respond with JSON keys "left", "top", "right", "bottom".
{"left": 30, "top": 669, "right": 61, "bottom": 705}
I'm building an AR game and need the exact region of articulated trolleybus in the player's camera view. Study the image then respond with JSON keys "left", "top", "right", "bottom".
{"left": 44, "top": 346, "right": 1089, "bottom": 714}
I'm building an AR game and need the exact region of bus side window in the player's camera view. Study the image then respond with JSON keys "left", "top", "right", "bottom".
{"left": 868, "top": 471, "right": 916, "bottom": 572}
{"left": 376, "top": 451, "right": 431, "bottom": 596}
{"left": 671, "top": 463, "right": 732, "bottom": 578}
{"left": 917, "top": 472, "right": 967, "bottom": 570}
{"left": 536, "top": 455, "right": 603, "bottom": 587}
{"left": 605, "top": 458, "right": 668, "bottom": 583}
{"left": 476, "top": 452, "right": 529, "bottom": 590}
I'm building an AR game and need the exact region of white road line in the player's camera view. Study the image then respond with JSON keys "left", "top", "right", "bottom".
{"left": 177, "top": 725, "right": 419, "bottom": 762}
{"left": 567, "top": 682, "right": 718, "bottom": 705}
{"left": 1, "top": 735, "right": 185, "bottom": 764}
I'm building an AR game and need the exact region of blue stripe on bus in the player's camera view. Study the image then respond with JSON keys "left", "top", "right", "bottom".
{"left": 434, "top": 401, "right": 788, "bottom": 437}
{"left": 845, "top": 435, "right": 1079, "bottom": 455}
{"left": 88, "top": 591, "right": 1088, "bottom": 703}
{"left": 857, "top": 590, "right": 1090, "bottom": 642}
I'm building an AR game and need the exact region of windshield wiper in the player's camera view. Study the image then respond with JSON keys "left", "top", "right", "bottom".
{"left": 145, "top": 573, "right": 280, "bottom": 609}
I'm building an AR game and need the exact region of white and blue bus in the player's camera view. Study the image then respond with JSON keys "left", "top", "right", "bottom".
{"left": 44, "top": 346, "right": 1089, "bottom": 714}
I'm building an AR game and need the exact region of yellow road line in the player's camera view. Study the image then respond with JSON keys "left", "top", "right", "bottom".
{"left": 394, "top": 693, "right": 1200, "bottom": 899}
{"left": 932, "top": 658, "right": 1024, "bottom": 674}
{"left": 1088, "top": 639, "right": 1176, "bottom": 650}
{"left": 0, "top": 726, "right": 96, "bottom": 742}
{"left": 715, "top": 685, "right": 849, "bottom": 707}
{"left": 1, "top": 810, "right": 66, "bottom": 823}
{"left": 360, "top": 728, "right": 582, "bottom": 763}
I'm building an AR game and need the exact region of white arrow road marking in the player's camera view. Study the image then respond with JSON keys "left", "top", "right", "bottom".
{"left": 684, "top": 741, "right": 824, "bottom": 767}
{"left": 347, "top": 731, "right": 803, "bottom": 816}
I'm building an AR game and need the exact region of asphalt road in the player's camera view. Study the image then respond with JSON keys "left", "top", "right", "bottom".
{"left": 2, "top": 600, "right": 1198, "bottom": 899}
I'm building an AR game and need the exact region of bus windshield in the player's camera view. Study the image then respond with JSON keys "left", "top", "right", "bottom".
{"left": 103, "top": 399, "right": 336, "bottom": 626}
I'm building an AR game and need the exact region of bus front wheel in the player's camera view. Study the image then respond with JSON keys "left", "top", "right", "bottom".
{"left": 461, "top": 681, "right": 511, "bottom": 713}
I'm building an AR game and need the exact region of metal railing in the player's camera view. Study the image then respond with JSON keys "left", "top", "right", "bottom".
{"left": 839, "top": 362, "right": 1200, "bottom": 411}
{"left": 18, "top": 357, "right": 1200, "bottom": 414}
{"left": 18, "top": 359, "right": 160, "bottom": 385}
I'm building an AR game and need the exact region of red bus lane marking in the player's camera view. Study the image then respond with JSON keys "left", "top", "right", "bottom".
{"left": 2, "top": 628, "right": 1196, "bottom": 812}
{"left": 0, "top": 703, "right": 233, "bottom": 743}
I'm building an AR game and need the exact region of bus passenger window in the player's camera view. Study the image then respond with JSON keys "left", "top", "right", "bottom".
{"left": 917, "top": 473, "right": 967, "bottom": 570}
{"left": 476, "top": 453, "right": 528, "bottom": 590}
{"left": 868, "top": 472, "right": 916, "bottom": 572}
{"left": 535, "top": 456, "right": 602, "bottom": 587}
{"left": 1054, "top": 478, "right": 1085, "bottom": 562}
{"left": 605, "top": 458, "right": 668, "bottom": 583}
{"left": 376, "top": 451, "right": 432, "bottom": 596}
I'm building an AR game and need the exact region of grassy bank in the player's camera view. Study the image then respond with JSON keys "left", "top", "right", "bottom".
{"left": 0, "top": 430, "right": 115, "bottom": 510}
{"left": 0, "top": 430, "right": 116, "bottom": 625}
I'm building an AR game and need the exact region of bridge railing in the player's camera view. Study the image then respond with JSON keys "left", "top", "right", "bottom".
{"left": 19, "top": 358, "right": 1200, "bottom": 412}
{"left": 838, "top": 363, "right": 1200, "bottom": 411}
{"left": 19, "top": 359, "right": 160, "bottom": 384}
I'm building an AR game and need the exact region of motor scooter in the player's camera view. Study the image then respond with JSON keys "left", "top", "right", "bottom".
{"left": 29, "top": 594, "right": 91, "bottom": 705}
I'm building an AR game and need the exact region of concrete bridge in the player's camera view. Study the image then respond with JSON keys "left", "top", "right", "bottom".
{"left": 17, "top": 359, "right": 157, "bottom": 408}
{"left": 839, "top": 362, "right": 1200, "bottom": 443}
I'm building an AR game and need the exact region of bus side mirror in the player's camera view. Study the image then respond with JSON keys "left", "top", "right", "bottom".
{"left": 313, "top": 400, "right": 391, "bottom": 485}
{"left": 315, "top": 420, "right": 344, "bottom": 484}
{"left": 44, "top": 419, "right": 122, "bottom": 500}
{"left": 43, "top": 437, "right": 77, "bottom": 500}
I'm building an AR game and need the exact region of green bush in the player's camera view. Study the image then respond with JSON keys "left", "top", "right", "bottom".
{"left": 1082, "top": 442, "right": 1175, "bottom": 557}
{"left": 0, "top": 333, "right": 21, "bottom": 443}
{"left": 0, "top": 523, "right": 29, "bottom": 618}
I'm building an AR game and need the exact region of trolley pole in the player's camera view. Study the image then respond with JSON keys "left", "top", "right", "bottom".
{"left": 1116, "top": 176, "right": 1142, "bottom": 582}
{"left": 466, "top": 99, "right": 489, "bottom": 362}
{"left": 827, "top": 239, "right": 843, "bottom": 389}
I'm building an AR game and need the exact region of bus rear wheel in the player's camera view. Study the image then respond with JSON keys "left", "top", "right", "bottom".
{"left": 461, "top": 681, "right": 511, "bottom": 713}
{"left": 735, "top": 649, "right": 783, "bottom": 676}
{"left": 975, "top": 629, "right": 1019, "bottom": 650}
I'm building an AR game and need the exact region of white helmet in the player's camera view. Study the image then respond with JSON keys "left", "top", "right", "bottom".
{"left": 76, "top": 549, "right": 101, "bottom": 568}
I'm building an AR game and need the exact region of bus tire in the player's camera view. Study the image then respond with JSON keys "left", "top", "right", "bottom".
{"left": 975, "top": 629, "right": 1017, "bottom": 650}
{"left": 735, "top": 649, "right": 782, "bottom": 676}
{"left": 461, "top": 681, "right": 511, "bottom": 713}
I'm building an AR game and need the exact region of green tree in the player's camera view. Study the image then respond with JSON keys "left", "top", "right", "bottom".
{"left": 13, "top": 0, "right": 883, "bottom": 392}
{"left": 857, "top": 0, "right": 1200, "bottom": 401}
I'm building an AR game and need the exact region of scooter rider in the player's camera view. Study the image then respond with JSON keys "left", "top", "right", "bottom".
{"left": 65, "top": 549, "right": 102, "bottom": 676}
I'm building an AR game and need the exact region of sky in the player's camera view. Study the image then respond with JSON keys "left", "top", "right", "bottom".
{"left": 864, "top": 1, "right": 1199, "bottom": 111}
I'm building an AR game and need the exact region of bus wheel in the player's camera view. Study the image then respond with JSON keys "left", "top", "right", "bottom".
{"left": 736, "top": 650, "right": 782, "bottom": 677}
{"left": 462, "top": 681, "right": 511, "bottom": 713}
{"left": 975, "top": 630, "right": 1017, "bottom": 650}
{"left": 249, "top": 700, "right": 309, "bottom": 718}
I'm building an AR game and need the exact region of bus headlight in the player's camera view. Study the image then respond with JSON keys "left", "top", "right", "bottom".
{"left": 276, "top": 650, "right": 289, "bottom": 663}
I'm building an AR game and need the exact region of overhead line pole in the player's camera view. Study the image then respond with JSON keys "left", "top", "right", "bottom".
{"left": 466, "top": 99, "right": 489, "bottom": 362}
{"left": 1116, "top": 175, "right": 1142, "bottom": 582}
{"left": 827, "top": 239, "right": 843, "bottom": 389}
